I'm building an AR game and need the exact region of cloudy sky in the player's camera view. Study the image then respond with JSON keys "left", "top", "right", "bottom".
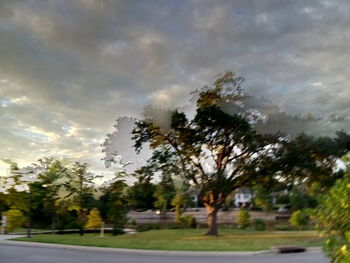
{"left": 0, "top": 0, "right": 349, "bottom": 178}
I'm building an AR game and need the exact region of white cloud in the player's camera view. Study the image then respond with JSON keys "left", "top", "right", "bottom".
{"left": 1, "top": 0, "right": 350, "bottom": 177}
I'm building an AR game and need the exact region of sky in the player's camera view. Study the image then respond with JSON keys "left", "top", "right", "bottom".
{"left": 0, "top": 0, "right": 350, "bottom": 179}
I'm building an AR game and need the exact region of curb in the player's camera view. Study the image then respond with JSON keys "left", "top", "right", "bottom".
{"left": 0, "top": 239, "right": 272, "bottom": 256}
{"left": 0, "top": 236, "right": 323, "bottom": 256}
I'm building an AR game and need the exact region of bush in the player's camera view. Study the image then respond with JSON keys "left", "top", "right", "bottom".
{"left": 5, "top": 208, "right": 26, "bottom": 232}
{"left": 85, "top": 208, "right": 103, "bottom": 229}
{"left": 112, "top": 228, "right": 125, "bottom": 236}
{"left": 274, "top": 224, "right": 295, "bottom": 231}
{"left": 136, "top": 224, "right": 161, "bottom": 232}
{"left": 179, "top": 215, "right": 197, "bottom": 228}
{"left": 237, "top": 208, "right": 250, "bottom": 229}
{"left": 276, "top": 194, "right": 290, "bottom": 205}
{"left": 317, "top": 174, "right": 350, "bottom": 262}
{"left": 130, "top": 218, "right": 137, "bottom": 227}
{"left": 289, "top": 210, "right": 309, "bottom": 230}
{"left": 253, "top": 219, "right": 266, "bottom": 231}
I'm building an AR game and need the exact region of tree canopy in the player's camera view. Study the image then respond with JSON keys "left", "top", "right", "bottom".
{"left": 132, "top": 72, "right": 283, "bottom": 235}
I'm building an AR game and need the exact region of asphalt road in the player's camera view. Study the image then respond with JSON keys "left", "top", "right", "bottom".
{"left": 0, "top": 242, "right": 328, "bottom": 263}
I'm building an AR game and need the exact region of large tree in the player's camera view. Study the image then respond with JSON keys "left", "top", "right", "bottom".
{"left": 132, "top": 72, "right": 280, "bottom": 235}
{"left": 103, "top": 72, "right": 350, "bottom": 236}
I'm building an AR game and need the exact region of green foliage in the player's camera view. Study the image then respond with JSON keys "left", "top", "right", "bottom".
{"left": 54, "top": 200, "right": 79, "bottom": 230}
{"left": 179, "top": 215, "right": 197, "bottom": 228}
{"left": 127, "top": 178, "right": 156, "bottom": 210}
{"left": 85, "top": 208, "right": 102, "bottom": 229}
{"left": 3, "top": 189, "right": 29, "bottom": 212}
{"left": 112, "top": 228, "right": 125, "bottom": 236}
{"left": 154, "top": 186, "right": 168, "bottom": 213}
{"left": 63, "top": 162, "right": 99, "bottom": 235}
{"left": 131, "top": 72, "right": 282, "bottom": 235}
{"left": 237, "top": 208, "right": 250, "bottom": 229}
{"left": 289, "top": 210, "right": 309, "bottom": 229}
{"left": 290, "top": 187, "right": 318, "bottom": 211}
{"left": 317, "top": 171, "right": 350, "bottom": 262}
{"left": 0, "top": 193, "right": 8, "bottom": 214}
{"left": 171, "top": 192, "right": 191, "bottom": 222}
{"left": 153, "top": 174, "right": 176, "bottom": 213}
{"left": 253, "top": 187, "right": 273, "bottom": 212}
{"left": 5, "top": 207, "right": 26, "bottom": 232}
{"left": 276, "top": 194, "right": 290, "bottom": 205}
{"left": 277, "top": 133, "right": 349, "bottom": 188}
{"left": 129, "top": 218, "right": 137, "bottom": 227}
{"left": 136, "top": 224, "right": 161, "bottom": 232}
{"left": 104, "top": 179, "right": 128, "bottom": 235}
{"left": 253, "top": 219, "right": 266, "bottom": 231}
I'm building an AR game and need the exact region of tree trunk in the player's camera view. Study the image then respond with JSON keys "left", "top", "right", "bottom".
{"left": 205, "top": 205, "right": 219, "bottom": 236}
{"left": 79, "top": 210, "right": 85, "bottom": 236}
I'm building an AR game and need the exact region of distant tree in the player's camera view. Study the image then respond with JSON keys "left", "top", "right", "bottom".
{"left": 63, "top": 162, "right": 100, "bottom": 236}
{"left": 153, "top": 174, "right": 176, "bottom": 214}
{"left": 127, "top": 170, "right": 156, "bottom": 210}
{"left": 33, "top": 158, "right": 69, "bottom": 231}
{"left": 103, "top": 176, "right": 129, "bottom": 236}
{"left": 253, "top": 186, "right": 273, "bottom": 213}
{"left": 85, "top": 208, "right": 103, "bottom": 229}
{"left": 276, "top": 194, "right": 290, "bottom": 205}
{"left": 290, "top": 186, "right": 318, "bottom": 211}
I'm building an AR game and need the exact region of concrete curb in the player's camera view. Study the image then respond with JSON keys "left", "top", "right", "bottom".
{"left": 0, "top": 236, "right": 323, "bottom": 257}
{"left": 0, "top": 239, "right": 271, "bottom": 256}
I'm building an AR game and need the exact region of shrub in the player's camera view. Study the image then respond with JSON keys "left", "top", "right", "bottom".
{"left": 130, "top": 218, "right": 137, "bottom": 227}
{"left": 276, "top": 194, "right": 290, "bottom": 205}
{"left": 253, "top": 219, "right": 266, "bottom": 231}
{"left": 136, "top": 224, "right": 161, "bottom": 232}
{"left": 317, "top": 174, "right": 350, "bottom": 262}
{"left": 237, "top": 208, "right": 250, "bottom": 229}
{"left": 179, "top": 215, "right": 197, "bottom": 228}
{"left": 112, "top": 228, "right": 125, "bottom": 235}
{"left": 5, "top": 208, "right": 26, "bottom": 232}
{"left": 289, "top": 210, "right": 309, "bottom": 230}
{"left": 85, "top": 208, "right": 103, "bottom": 229}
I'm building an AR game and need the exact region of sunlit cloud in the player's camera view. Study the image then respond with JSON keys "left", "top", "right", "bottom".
{"left": 0, "top": 0, "right": 349, "bottom": 178}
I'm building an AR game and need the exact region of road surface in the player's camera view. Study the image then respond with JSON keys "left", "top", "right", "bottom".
{"left": 0, "top": 242, "right": 328, "bottom": 263}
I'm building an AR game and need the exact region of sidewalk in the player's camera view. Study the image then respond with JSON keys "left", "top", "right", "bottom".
{"left": 0, "top": 235, "right": 24, "bottom": 240}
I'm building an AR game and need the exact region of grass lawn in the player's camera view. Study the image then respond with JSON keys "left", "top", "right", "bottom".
{"left": 12, "top": 229, "right": 324, "bottom": 251}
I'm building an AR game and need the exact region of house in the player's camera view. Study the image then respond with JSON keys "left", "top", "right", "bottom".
{"left": 233, "top": 188, "right": 253, "bottom": 207}
{"left": 186, "top": 187, "right": 200, "bottom": 207}
{"left": 186, "top": 187, "right": 254, "bottom": 208}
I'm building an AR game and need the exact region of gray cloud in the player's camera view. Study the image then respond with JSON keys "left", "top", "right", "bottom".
{"left": 0, "top": 0, "right": 349, "bottom": 176}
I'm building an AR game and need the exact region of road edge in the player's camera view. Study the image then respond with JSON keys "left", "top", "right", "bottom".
{"left": 0, "top": 236, "right": 323, "bottom": 257}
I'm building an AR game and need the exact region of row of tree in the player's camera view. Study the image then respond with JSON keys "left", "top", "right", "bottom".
{"left": 0, "top": 154, "right": 323, "bottom": 234}
{"left": 0, "top": 157, "right": 202, "bottom": 235}
{"left": 0, "top": 159, "right": 129, "bottom": 235}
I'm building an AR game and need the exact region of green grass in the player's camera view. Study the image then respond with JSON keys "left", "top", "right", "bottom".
{"left": 12, "top": 229, "right": 324, "bottom": 251}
